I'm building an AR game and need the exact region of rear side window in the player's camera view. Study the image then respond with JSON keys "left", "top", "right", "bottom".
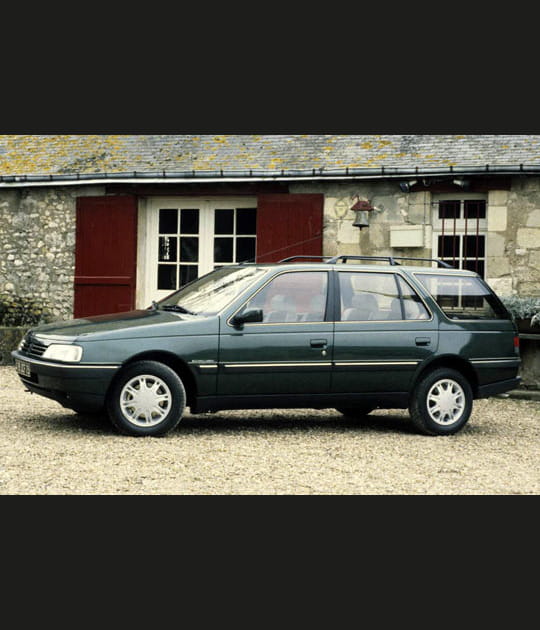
{"left": 396, "top": 276, "right": 430, "bottom": 320}
{"left": 415, "top": 274, "right": 510, "bottom": 320}
{"left": 338, "top": 272, "right": 429, "bottom": 321}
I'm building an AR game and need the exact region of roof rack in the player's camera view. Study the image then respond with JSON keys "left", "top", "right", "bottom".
{"left": 277, "top": 254, "right": 455, "bottom": 269}
{"left": 279, "top": 255, "right": 334, "bottom": 263}
{"left": 326, "top": 255, "right": 454, "bottom": 269}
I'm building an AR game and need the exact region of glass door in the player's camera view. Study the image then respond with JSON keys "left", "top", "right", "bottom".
{"left": 137, "top": 197, "right": 257, "bottom": 307}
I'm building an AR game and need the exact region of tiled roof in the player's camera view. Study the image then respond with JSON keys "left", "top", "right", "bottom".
{"left": 1, "top": 134, "right": 540, "bottom": 177}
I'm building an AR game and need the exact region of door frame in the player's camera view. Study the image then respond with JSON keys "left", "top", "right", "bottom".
{"left": 136, "top": 196, "right": 258, "bottom": 309}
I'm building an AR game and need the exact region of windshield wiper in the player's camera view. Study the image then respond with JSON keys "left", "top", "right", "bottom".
{"left": 160, "top": 304, "right": 197, "bottom": 315}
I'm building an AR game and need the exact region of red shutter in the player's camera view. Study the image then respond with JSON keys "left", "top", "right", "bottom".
{"left": 74, "top": 196, "right": 138, "bottom": 318}
{"left": 256, "top": 194, "right": 324, "bottom": 262}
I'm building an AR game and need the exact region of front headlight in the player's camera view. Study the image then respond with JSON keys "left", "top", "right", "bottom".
{"left": 42, "top": 344, "right": 83, "bottom": 363}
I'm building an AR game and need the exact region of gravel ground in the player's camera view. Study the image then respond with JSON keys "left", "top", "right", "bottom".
{"left": 0, "top": 366, "right": 538, "bottom": 495}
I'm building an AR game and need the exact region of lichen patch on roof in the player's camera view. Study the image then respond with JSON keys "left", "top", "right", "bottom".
{"left": 1, "top": 134, "right": 540, "bottom": 177}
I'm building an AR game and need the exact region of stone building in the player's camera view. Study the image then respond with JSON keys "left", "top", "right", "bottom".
{"left": 1, "top": 134, "right": 539, "bottom": 322}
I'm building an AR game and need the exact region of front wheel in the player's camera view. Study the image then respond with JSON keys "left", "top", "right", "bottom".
{"left": 409, "top": 368, "right": 473, "bottom": 436}
{"left": 106, "top": 361, "right": 186, "bottom": 437}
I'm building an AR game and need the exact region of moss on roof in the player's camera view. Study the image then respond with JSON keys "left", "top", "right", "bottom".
{"left": 1, "top": 134, "right": 540, "bottom": 177}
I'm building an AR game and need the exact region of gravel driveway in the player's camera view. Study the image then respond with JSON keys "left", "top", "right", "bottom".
{"left": 0, "top": 366, "right": 538, "bottom": 495}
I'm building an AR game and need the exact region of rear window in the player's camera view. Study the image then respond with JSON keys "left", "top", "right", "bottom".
{"left": 415, "top": 274, "right": 510, "bottom": 320}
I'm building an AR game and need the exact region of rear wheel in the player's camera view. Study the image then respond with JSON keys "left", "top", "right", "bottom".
{"left": 409, "top": 368, "right": 473, "bottom": 436}
{"left": 335, "top": 405, "right": 374, "bottom": 418}
{"left": 106, "top": 361, "right": 186, "bottom": 437}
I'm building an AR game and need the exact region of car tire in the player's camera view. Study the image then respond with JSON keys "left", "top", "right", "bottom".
{"left": 409, "top": 368, "right": 473, "bottom": 436}
{"left": 335, "top": 406, "right": 374, "bottom": 418}
{"left": 106, "top": 361, "right": 186, "bottom": 437}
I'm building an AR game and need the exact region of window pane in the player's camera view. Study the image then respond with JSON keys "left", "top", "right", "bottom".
{"left": 159, "top": 209, "right": 178, "bottom": 234}
{"left": 215, "top": 209, "right": 234, "bottom": 235}
{"left": 158, "top": 265, "right": 177, "bottom": 291}
{"left": 179, "top": 265, "right": 198, "bottom": 288}
{"left": 463, "top": 259, "right": 485, "bottom": 278}
{"left": 159, "top": 237, "right": 177, "bottom": 262}
{"left": 243, "top": 272, "right": 328, "bottom": 324}
{"left": 439, "top": 201, "right": 461, "bottom": 220}
{"left": 180, "top": 209, "right": 199, "bottom": 234}
{"left": 215, "top": 237, "right": 234, "bottom": 263}
{"left": 464, "top": 200, "right": 486, "bottom": 219}
{"left": 438, "top": 235, "right": 461, "bottom": 259}
{"left": 180, "top": 237, "right": 199, "bottom": 262}
{"left": 339, "top": 272, "right": 399, "bottom": 321}
{"left": 397, "top": 276, "right": 430, "bottom": 320}
{"left": 416, "top": 274, "right": 509, "bottom": 320}
{"left": 236, "top": 238, "right": 256, "bottom": 263}
{"left": 463, "top": 235, "right": 485, "bottom": 258}
{"left": 237, "top": 208, "right": 257, "bottom": 235}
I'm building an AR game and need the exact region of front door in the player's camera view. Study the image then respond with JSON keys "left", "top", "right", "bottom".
{"left": 218, "top": 270, "right": 333, "bottom": 396}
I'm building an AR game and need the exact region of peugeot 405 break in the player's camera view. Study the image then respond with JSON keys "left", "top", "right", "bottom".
{"left": 12, "top": 255, "right": 521, "bottom": 437}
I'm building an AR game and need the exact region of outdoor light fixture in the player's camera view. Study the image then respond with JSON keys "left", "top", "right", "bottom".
{"left": 351, "top": 197, "right": 375, "bottom": 230}
{"left": 453, "top": 178, "right": 471, "bottom": 190}
{"left": 399, "top": 180, "right": 418, "bottom": 193}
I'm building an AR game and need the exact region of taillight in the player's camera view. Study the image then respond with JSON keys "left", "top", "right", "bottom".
{"left": 514, "top": 335, "right": 520, "bottom": 350}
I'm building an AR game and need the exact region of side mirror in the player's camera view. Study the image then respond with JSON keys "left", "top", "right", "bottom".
{"left": 231, "top": 308, "right": 263, "bottom": 328}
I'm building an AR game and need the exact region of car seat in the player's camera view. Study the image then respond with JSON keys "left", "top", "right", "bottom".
{"left": 342, "top": 293, "right": 380, "bottom": 321}
{"left": 300, "top": 294, "right": 326, "bottom": 322}
{"left": 265, "top": 294, "right": 298, "bottom": 323}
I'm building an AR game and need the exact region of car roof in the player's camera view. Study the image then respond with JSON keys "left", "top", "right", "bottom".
{"left": 238, "top": 262, "right": 479, "bottom": 276}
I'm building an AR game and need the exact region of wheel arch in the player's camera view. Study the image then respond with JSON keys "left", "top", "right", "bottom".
{"left": 107, "top": 351, "right": 198, "bottom": 408}
{"left": 413, "top": 355, "right": 479, "bottom": 397}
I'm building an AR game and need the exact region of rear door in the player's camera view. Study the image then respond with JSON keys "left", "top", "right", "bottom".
{"left": 332, "top": 270, "right": 438, "bottom": 394}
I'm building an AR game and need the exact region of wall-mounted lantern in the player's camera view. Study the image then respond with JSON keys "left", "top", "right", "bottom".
{"left": 350, "top": 196, "right": 375, "bottom": 230}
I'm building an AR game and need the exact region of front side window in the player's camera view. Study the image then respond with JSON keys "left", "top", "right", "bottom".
{"left": 339, "top": 272, "right": 429, "bottom": 321}
{"left": 242, "top": 271, "right": 328, "bottom": 324}
{"left": 416, "top": 273, "right": 510, "bottom": 320}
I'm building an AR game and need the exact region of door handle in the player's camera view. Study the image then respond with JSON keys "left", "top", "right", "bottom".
{"left": 415, "top": 337, "right": 431, "bottom": 347}
{"left": 310, "top": 339, "right": 328, "bottom": 349}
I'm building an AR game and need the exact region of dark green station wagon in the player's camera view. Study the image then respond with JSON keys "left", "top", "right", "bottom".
{"left": 12, "top": 255, "right": 521, "bottom": 437}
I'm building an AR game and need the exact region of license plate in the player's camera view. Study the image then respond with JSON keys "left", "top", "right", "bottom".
{"left": 15, "top": 359, "right": 32, "bottom": 378}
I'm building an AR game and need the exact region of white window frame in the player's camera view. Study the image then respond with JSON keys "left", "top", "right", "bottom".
{"left": 136, "top": 197, "right": 257, "bottom": 308}
{"left": 431, "top": 192, "right": 488, "bottom": 277}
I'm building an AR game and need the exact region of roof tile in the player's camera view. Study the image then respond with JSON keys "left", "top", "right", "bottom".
{"left": 0, "top": 134, "right": 539, "bottom": 177}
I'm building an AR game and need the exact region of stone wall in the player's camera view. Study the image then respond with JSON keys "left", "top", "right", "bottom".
{"left": 501, "top": 178, "right": 540, "bottom": 297}
{"left": 0, "top": 186, "right": 105, "bottom": 322}
{"left": 291, "top": 177, "right": 540, "bottom": 300}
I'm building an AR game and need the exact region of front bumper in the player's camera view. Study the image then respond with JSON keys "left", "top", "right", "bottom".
{"left": 11, "top": 351, "right": 121, "bottom": 412}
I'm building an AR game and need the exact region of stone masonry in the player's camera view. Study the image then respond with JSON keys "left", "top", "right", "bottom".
{"left": 0, "top": 186, "right": 105, "bottom": 322}
{"left": 292, "top": 176, "right": 540, "bottom": 298}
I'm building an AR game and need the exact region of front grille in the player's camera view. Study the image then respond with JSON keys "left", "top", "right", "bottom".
{"left": 20, "top": 334, "right": 48, "bottom": 359}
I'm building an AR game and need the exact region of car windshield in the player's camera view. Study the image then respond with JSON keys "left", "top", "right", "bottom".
{"left": 158, "top": 266, "right": 268, "bottom": 316}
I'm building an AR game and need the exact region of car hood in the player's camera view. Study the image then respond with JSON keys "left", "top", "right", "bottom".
{"left": 30, "top": 309, "right": 215, "bottom": 341}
